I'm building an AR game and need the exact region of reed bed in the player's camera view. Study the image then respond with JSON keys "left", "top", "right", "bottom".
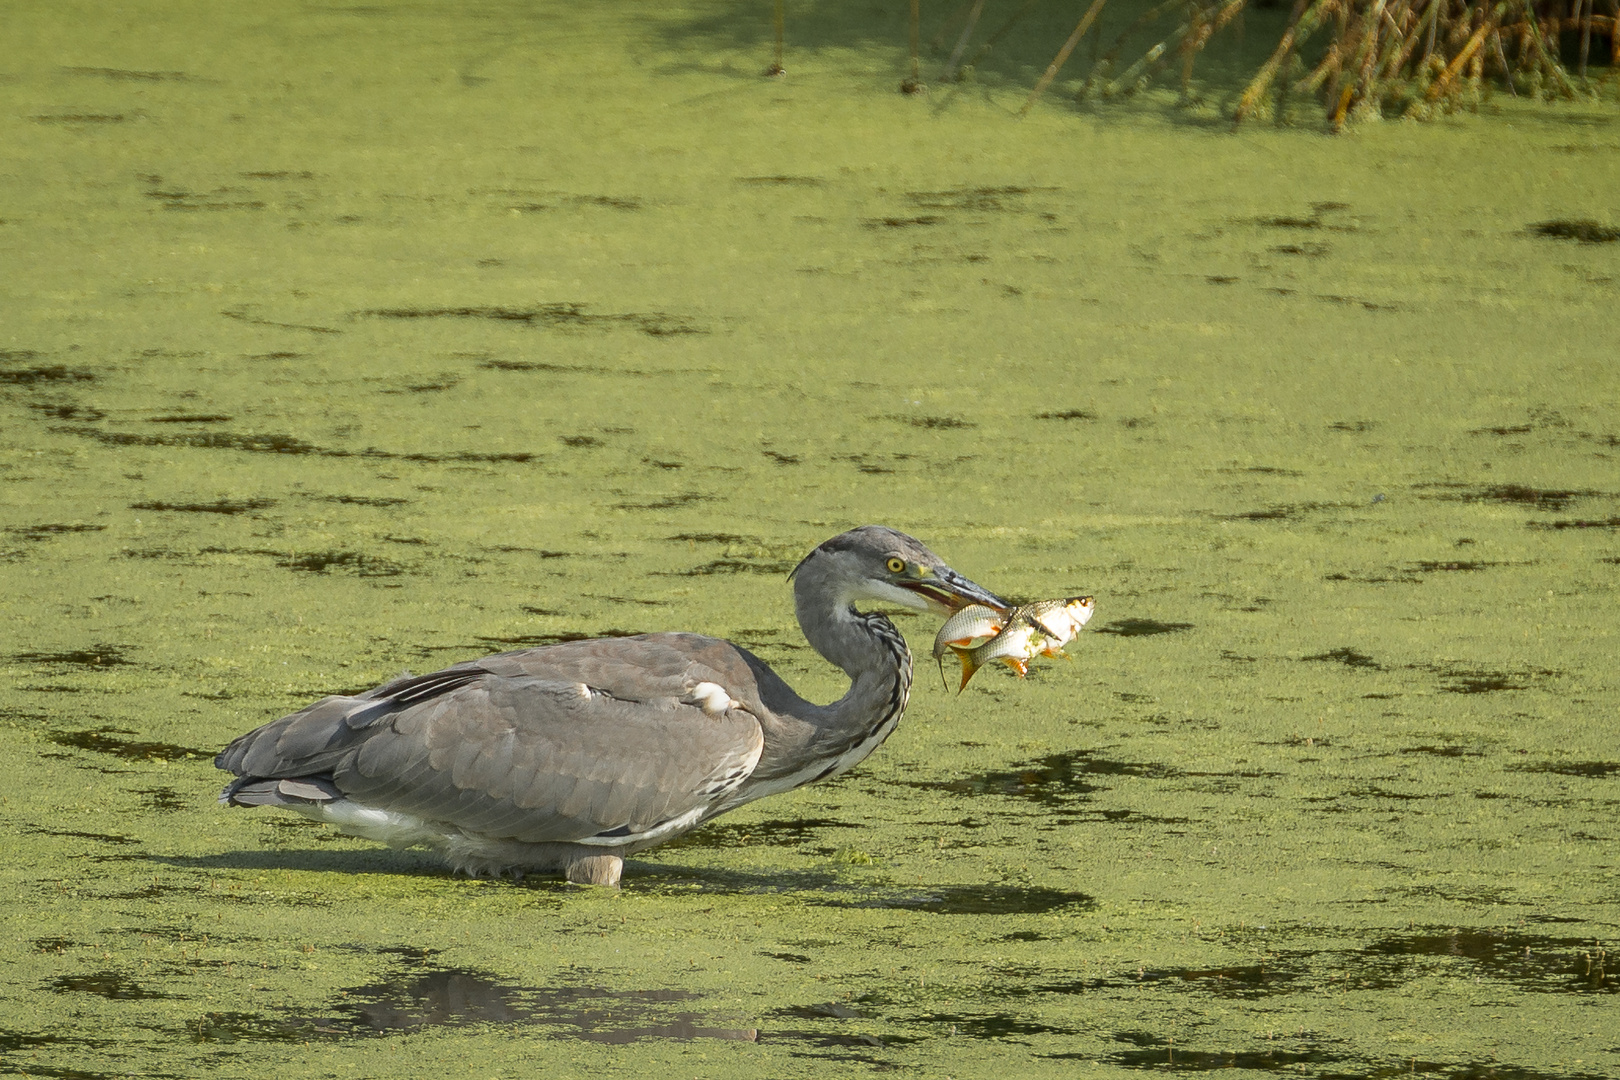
{"left": 930, "top": 0, "right": 1620, "bottom": 128}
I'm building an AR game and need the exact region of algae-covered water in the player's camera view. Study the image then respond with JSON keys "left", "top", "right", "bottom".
{"left": 3, "top": 2, "right": 1618, "bottom": 1077}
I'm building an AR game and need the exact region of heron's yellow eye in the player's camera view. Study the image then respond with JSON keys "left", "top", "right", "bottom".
{"left": 885, "top": 556, "right": 906, "bottom": 574}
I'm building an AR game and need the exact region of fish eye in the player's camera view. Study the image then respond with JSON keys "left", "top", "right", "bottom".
{"left": 885, "top": 556, "right": 906, "bottom": 574}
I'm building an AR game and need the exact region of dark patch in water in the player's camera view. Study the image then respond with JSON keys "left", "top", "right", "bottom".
{"left": 27, "top": 401, "right": 106, "bottom": 421}
{"left": 1431, "top": 665, "right": 1555, "bottom": 694}
{"left": 146, "top": 413, "right": 234, "bottom": 423}
{"left": 29, "top": 826, "right": 141, "bottom": 845}
{"left": 6, "top": 523, "right": 106, "bottom": 541}
{"left": 12, "top": 645, "right": 131, "bottom": 667}
{"left": 132, "top": 786, "right": 190, "bottom": 812}
{"left": 49, "top": 728, "right": 212, "bottom": 760}
{"left": 146, "top": 189, "right": 268, "bottom": 212}
{"left": 883, "top": 414, "right": 974, "bottom": 429}
{"left": 277, "top": 551, "right": 405, "bottom": 577}
{"left": 1034, "top": 409, "right": 1097, "bottom": 420}
{"left": 1471, "top": 424, "right": 1534, "bottom": 436}
{"left": 1417, "top": 483, "right": 1605, "bottom": 511}
{"left": 920, "top": 1012, "right": 1075, "bottom": 1039}
{"left": 1529, "top": 517, "right": 1620, "bottom": 530}
{"left": 762, "top": 450, "right": 801, "bottom": 465}
{"left": 30, "top": 112, "right": 131, "bottom": 124}
{"left": 862, "top": 215, "right": 943, "bottom": 229}
{"left": 50, "top": 973, "right": 173, "bottom": 1000}
{"left": 904, "top": 186, "right": 1053, "bottom": 212}
{"left": 680, "top": 559, "right": 796, "bottom": 576}
{"left": 313, "top": 494, "right": 408, "bottom": 507}
{"left": 1257, "top": 215, "right": 1321, "bottom": 228}
{"left": 0, "top": 363, "right": 95, "bottom": 385}
{"left": 196, "top": 966, "right": 756, "bottom": 1045}
{"left": 1043, "top": 961, "right": 1309, "bottom": 1002}
{"left": 571, "top": 194, "right": 642, "bottom": 211}
{"left": 1096, "top": 1029, "right": 1341, "bottom": 1070}
{"left": 130, "top": 498, "right": 275, "bottom": 514}
{"left": 736, "top": 175, "right": 825, "bottom": 186}
{"left": 474, "top": 629, "right": 643, "bottom": 649}
{"left": 1328, "top": 419, "right": 1375, "bottom": 431}
{"left": 478, "top": 358, "right": 591, "bottom": 373}
{"left": 1362, "top": 928, "right": 1617, "bottom": 994}
{"left": 614, "top": 493, "right": 714, "bottom": 511}
{"left": 1092, "top": 619, "right": 1193, "bottom": 637}
{"left": 1273, "top": 242, "right": 1329, "bottom": 257}
{"left": 68, "top": 423, "right": 541, "bottom": 464}
{"left": 1220, "top": 500, "right": 1356, "bottom": 520}
{"left": 359, "top": 304, "right": 703, "bottom": 337}
{"left": 384, "top": 375, "right": 460, "bottom": 394}
{"left": 839, "top": 885, "right": 1096, "bottom": 915}
{"left": 1402, "top": 745, "right": 1484, "bottom": 758}
{"left": 63, "top": 66, "right": 196, "bottom": 81}
{"left": 1507, "top": 761, "right": 1620, "bottom": 778}
{"left": 1409, "top": 560, "right": 1507, "bottom": 572}
{"left": 1530, "top": 219, "right": 1620, "bottom": 243}
{"left": 664, "top": 817, "right": 860, "bottom": 852}
{"left": 908, "top": 750, "right": 1180, "bottom": 816}
{"left": 58, "top": 425, "right": 323, "bottom": 455}
{"left": 763, "top": 952, "right": 813, "bottom": 964}
{"left": 560, "top": 435, "right": 602, "bottom": 448}
{"left": 1302, "top": 647, "right": 1382, "bottom": 669}
{"left": 668, "top": 532, "right": 754, "bottom": 544}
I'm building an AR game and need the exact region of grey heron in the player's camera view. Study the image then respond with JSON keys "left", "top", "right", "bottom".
{"left": 216, "top": 526, "right": 1007, "bottom": 886}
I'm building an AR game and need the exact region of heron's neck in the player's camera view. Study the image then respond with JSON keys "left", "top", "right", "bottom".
{"left": 798, "top": 601, "right": 913, "bottom": 743}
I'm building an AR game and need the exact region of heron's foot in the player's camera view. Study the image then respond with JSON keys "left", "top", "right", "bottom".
{"left": 565, "top": 853, "right": 623, "bottom": 888}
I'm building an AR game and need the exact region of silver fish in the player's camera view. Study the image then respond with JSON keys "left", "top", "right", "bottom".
{"left": 931, "top": 603, "right": 1005, "bottom": 690}
{"left": 949, "top": 596, "right": 1094, "bottom": 691}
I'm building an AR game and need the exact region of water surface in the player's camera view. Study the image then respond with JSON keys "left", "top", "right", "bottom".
{"left": 2, "top": 2, "right": 1617, "bottom": 1077}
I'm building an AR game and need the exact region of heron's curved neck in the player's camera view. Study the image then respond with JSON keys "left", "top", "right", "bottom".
{"left": 795, "top": 594, "right": 913, "bottom": 743}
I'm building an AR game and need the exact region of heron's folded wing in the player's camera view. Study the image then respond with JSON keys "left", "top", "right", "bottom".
{"left": 334, "top": 673, "right": 764, "bottom": 844}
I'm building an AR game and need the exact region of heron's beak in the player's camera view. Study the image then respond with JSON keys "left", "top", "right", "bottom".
{"left": 899, "top": 567, "right": 1009, "bottom": 616}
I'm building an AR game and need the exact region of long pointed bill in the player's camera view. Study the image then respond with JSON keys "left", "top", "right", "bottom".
{"left": 899, "top": 566, "right": 1009, "bottom": 616}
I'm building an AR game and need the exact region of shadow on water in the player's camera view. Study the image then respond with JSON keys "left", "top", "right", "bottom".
{"left": 36, "top": 723, "right": 165, "bottom": 763}
{"left": 1091, "top": 619, "right": 1194, "bottom": 637}
{"left": 830, "top": 885, "right": 1097, "bottom": 915}
{"left": 661, "top": 816, "right": 861, "bottom": 853}
{"left": 10, "top": 645, "right": 132, "bottom": 667}
{"left": 906, "top": 749, "right": 1189, "bottom": 823}
{"left": 1507, "top": 760, "right": 1620, "bottom": 778}
{"left": 357, "top": 304, "right": 704, "bottom": 337}
{"left": 1360, "top": 929, "right": 1616, "bottom": 994}
{"left": 1091, "top": 1028, "right": 1615, "bottom": 1078}
{"left": 189, "top": 966, "right": 757, "bottom": 1045}
{"left": 5, "top": 522, "right": 107, "bottom": 541}
{"left": 129, "top": 498, "right": 275, "bottom": 514}
{"left": 51, "top": 973, "right": 173, "bottom": 1000}
{"left": 1414, "top": 483, "right": 1613, "bottom": 511}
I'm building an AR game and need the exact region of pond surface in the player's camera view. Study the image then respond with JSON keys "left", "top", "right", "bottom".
{"left": 2, "top": 2, "right": 1618, "bottom": 1077}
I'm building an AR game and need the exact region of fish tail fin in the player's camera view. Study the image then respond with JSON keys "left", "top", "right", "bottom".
{"left": 1000, "top": 657, "right": 1029, "bottom": 677}
{"left": 949, "top": 644, "right": 980, "bottom": 693}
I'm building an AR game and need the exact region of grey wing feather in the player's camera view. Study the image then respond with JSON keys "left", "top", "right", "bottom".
{"left": 217, "top": 634, "right": 767, "bottom": 843}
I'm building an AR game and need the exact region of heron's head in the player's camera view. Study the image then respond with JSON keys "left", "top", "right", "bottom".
{"left": 791, "top": 526, "right": 1008, "bottom": 617}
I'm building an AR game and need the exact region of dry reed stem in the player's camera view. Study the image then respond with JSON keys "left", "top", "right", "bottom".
{"left": 942, "top": 0, "right": 990, "bottom": 81}
{"left": 1023, "top": 0, "right": 1114, "bottom": 112}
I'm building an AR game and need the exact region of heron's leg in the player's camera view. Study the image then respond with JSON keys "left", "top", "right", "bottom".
{"left": 565, "top": 852, "right": 623, "bottom": 887}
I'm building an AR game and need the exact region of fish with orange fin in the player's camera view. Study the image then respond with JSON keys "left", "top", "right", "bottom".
{"left": 947, "top": 596, "right": 1094, "bottom": 692}
{"left": 931, "top": 603, "right": 1006, "bottom": 690}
